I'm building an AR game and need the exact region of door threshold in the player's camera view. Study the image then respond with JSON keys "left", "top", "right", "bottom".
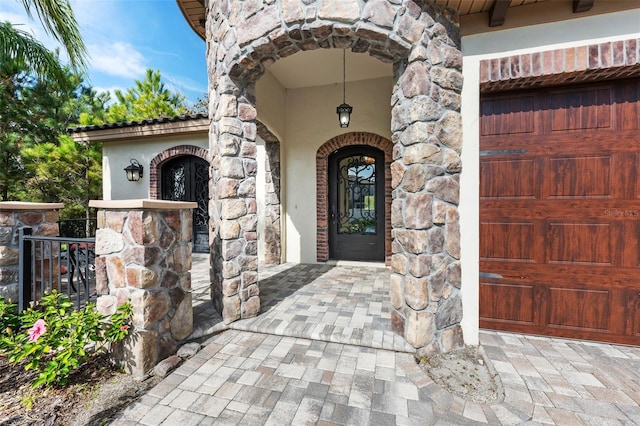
{"left": 325, "top": 260, "right": 387, "bottom": 268}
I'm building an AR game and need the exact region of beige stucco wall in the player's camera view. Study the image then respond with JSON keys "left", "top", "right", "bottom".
{"left": 459, "top": 8, "right": 640, "bottom": 345}
{"left": 256, "top": 75, "right": 393, "bottom": 264}
{"left": 102, "top": 134, "right": 208, "bottom": 200}
{"left": 256, "top": 136, "right": 267, "bottom": 262}
{"left": 257, "top": 71, "right": 287, "bottom": 142}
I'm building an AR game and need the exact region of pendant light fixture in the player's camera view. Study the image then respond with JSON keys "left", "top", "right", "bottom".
{"left": 336, "top": 49, "right": 353, "bottom": 128}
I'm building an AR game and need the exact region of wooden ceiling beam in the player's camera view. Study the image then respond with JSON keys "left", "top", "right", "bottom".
{"left": 573, "top": 0, "right": 594, "bottom": 13}
{"left": 488, "top": 0, "right": 510, "bottom": 27}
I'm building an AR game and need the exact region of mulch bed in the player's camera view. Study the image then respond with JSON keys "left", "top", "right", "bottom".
{"left": 0, "top": 354, "right": 133, "bottom": 425}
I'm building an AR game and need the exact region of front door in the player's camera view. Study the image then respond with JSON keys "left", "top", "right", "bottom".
{"left": 329, "top": 146, "right": 384, "bottom": 261}
{"left": 161, "top": 156, "right": 210, "bottom": 253}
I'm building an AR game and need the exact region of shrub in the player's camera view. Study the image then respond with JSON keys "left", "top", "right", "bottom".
{"left": 0, "top": 291, "right": 132, "bottom": 388}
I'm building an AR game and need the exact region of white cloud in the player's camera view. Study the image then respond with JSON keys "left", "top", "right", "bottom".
{"left": 88, "top": 42, "right": 146, "bottom": 79}
{"left": 163, "top": 72, "right": 208, "bottom": 97}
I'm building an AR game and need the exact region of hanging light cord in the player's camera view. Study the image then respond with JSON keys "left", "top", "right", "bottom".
{"left": 342, "top": 49, "right": 346, "bottom": 104}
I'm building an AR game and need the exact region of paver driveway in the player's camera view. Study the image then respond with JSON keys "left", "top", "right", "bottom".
{"left": 112, "top": 258, "right": 640, "bottom": 425}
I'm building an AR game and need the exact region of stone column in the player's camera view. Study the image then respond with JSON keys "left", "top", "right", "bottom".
{"left": 208, "top": 21, "right": 260, "bottom": 324}
{"left": 389, "top": 11, "right": 464, "bottom": 356}
{"left": 0, "top": 202, "right": 63, "bottom": 303}
{"left": 90, "top": 199, "right": 195, "bottom": 376}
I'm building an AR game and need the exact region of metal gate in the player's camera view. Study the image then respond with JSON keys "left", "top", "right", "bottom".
{"left": 18, "top": 228, "right": 96, "bottom": 311}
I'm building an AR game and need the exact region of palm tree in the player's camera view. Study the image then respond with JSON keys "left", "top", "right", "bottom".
{"left": 0, "top": 0, "right": 87, "bottom": 82}
{"left": 0, "top": 22, "right": 66, "bottom": 83}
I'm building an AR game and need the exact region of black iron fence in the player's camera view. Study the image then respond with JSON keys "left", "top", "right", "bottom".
{"left": 18, "top": 227, "right": 96, "bottom": 312}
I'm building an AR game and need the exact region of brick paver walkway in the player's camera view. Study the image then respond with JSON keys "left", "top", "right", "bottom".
{"left": 112, "top": 256, "right": 640, "bottom": 425}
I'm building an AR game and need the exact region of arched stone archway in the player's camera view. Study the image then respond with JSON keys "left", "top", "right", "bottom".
{"left": 316, "top": 132, "right": 393, "bottom": 264}
{"left": 207, "top": 1, "right": 464, "bottom": 354}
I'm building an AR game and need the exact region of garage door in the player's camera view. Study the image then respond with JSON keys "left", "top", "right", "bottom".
{"left": 480, "top": 79, "right": 640, "bottom": 345}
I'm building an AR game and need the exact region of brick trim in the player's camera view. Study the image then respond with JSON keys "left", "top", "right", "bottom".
{"left": 480, "top": 38, "right": 640, "bottom": 93}
{"left": 149, "top": 145, "right": 209, "bottom": 199}
{"left": 316, "top": 132, "right": 393, "bottom": 264}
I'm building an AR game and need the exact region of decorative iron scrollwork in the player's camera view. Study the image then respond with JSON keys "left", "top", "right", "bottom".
{"left": 337, "top": 155, "right": 377, "bottom": 235}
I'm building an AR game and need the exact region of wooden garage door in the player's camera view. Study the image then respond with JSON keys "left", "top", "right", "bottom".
{"left": 480, "top": 79, "right": 640, "bottom": 345}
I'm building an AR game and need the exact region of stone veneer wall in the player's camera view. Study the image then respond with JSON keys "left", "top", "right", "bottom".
{"left": 264, "top": 140, "right": 282, "bottom": 264}
{"left": 207, "top": 0, "right": 464, "bottom": 354}
{"left": 257, "top": 121, "right": 282, "bottom": 265}
{"left": 0, "top": 202, "right": 63, "bottom": 303}
{"left": 90, "top": 199, "right": 196, "bottom": 376}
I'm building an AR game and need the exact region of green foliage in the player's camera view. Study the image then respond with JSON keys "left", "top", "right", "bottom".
{"left": 0, "top": 60, "right": 80, "bottom": 201}
{"left": 106, "top": 69, "right": 188, "bottom": 122}
{"left": 21, "top": 134, "right": 102, "bottom": 219}
{"left": 0, "top": 297, "right": 20, "bottom": 334}
{"left": 347, "top": 218, "right": 376, "bottom": 234}
{"left": 0, "top": 22, "right": 67, "bottom": 85}
{"left": 0, "top": 291, "right": 132, "bottom": 389}
{"left": 12, "top": 0, "right": 87, "bottom": 70}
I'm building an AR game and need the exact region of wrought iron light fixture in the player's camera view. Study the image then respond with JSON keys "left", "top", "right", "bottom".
{"left": 336, "top": 49, "right": 353, "bottom": 128}
{"left": 125, "top": 159, "right": 144, "bottom": 182}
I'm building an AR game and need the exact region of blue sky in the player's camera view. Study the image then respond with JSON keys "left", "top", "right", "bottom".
{"left": 0, "top": 0, "right": 208, "bottom": 105}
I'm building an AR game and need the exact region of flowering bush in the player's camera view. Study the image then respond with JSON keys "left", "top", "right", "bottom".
{"left": 0, "top": 291, "right": 132, "bottom": 388}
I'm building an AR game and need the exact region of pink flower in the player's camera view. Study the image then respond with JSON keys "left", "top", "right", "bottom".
{"left": 27, "top": 319, "right": 46, "bottom": 342}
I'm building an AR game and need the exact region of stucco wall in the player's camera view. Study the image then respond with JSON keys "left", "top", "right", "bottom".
{"left": 256, "top": 136, "right": 266, "bottom": 262}
{"left": 258, "top": 76, "right": 393, "bottom": 264}
{"left": 459, "top": 9, "right": 640, "bottom": 345}
{"left": 256, "top": 71, "right": 286, "bottom": 142}
{"left": 102, "top": 134, "right": 208, "bottom": 200}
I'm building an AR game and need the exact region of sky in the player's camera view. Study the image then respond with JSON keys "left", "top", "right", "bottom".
{"left": 0, "top": 0, "right": 208, "bottom": 105}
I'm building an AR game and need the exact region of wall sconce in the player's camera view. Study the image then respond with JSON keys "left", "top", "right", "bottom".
{"left": 124, "top": 159, "right": 144, "bottom": 182}
{"left": 336, "top": 49, "right": 353, "bottom": 128}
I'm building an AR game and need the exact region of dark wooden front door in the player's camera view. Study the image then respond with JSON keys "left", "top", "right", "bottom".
{"left": 480, "top": 78, "right": 640, "bottom": 345}
{"left": 161, "top": 156, "right": 210, "bottom": 253}
{"left": 329, "top": 146, "right": 384, "bottom": 261}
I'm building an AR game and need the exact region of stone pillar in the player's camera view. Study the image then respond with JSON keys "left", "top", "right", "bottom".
{"left": 0, "top": 202, "right": 63, "bottom": 303}
{"left": 389, "top": 11, "right": 464, "bottom": 355}
{"left": 90, "top": 199, "right": 196, "bottom": 376}
{"left": 208, "top": 39, "right": 260, "bottom": 325}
